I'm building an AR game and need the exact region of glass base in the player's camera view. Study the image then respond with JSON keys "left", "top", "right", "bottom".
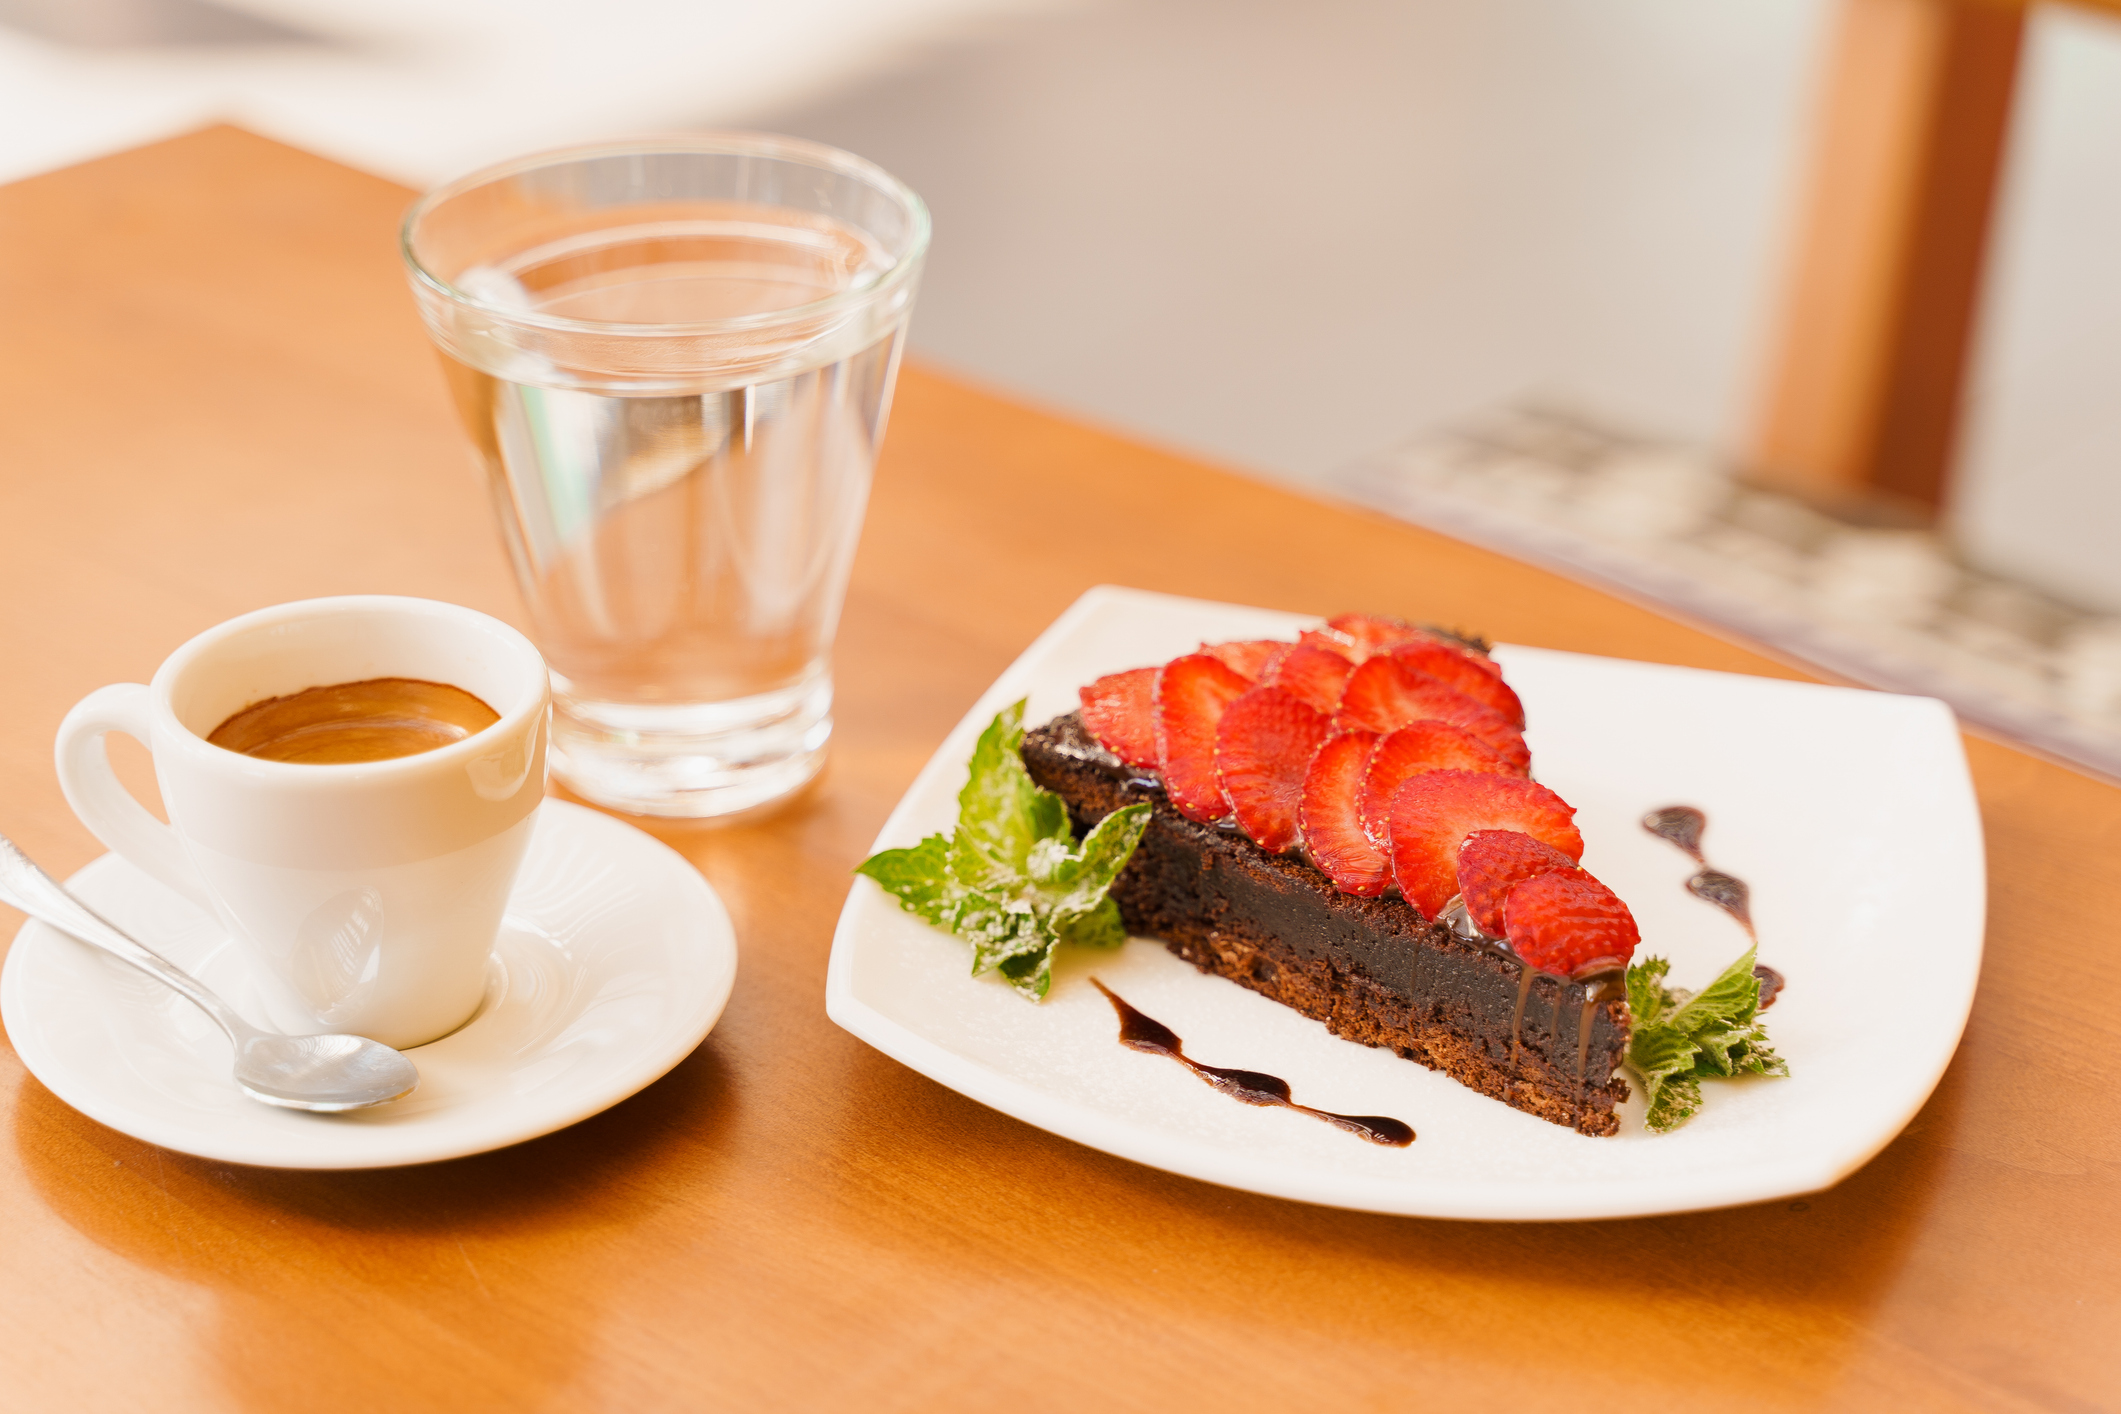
{"left": 547, "top": 670, "right": 832, "bottom": 819}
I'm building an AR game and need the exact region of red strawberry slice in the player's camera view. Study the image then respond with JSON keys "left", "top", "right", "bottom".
{"left": 1385, "top": 770, "right": 1582, "bottom": 918}
{"left": 1079, "top": 666, "right": 1160, "bottom": 770}
{"left": 1456, "top": 829, "right": 1578, "bottom": 936}
{"left": 1410, "top": 626, "right": 1497, "bottom": 667}
{"left": 1154, "top": 653, "right": 1254, "bottom": 822}
{"left": 1323, "top": 613, "right": 1426, "bottom": 661}
{"left": 1304, "top": 615, "right": 1497, "bottom": 666}
{"left": 1298, "top": 729, "right": 1391, "bottom": 895}
{"left": 1215, "top": 686, "right": 1330, "bottom": 853}
{"left": 1359, "top": 721, "right": 1514, "bottom": 847}
{"left": 1335, "top": 657, "right": 1529, "bottom": 771}
{"left": 1198, "top": 639, "right": 1292, "bottom": 681}
{"left": 1504, "top": 868, "right": 1640, "bottom": 975}
{"left": 1265, "top": 643, "right": 1355, "bottom": 715}
{"left": 1298, "top": 627, "right": 1360, "bottom": 660}
{"left": 1388, "top": 638, "right": 1523, "bottom": 727}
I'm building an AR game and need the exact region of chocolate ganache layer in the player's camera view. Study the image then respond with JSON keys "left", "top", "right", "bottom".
{"left": 1022, "top": 711, "right": 1629, "bottom": 1137}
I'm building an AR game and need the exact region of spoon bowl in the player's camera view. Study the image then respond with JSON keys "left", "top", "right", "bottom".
{"left": 236, "top": 1033, "right": 421, "bottom": 1111}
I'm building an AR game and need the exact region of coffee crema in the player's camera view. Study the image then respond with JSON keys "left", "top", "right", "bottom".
{"left": 208, "top": 677, "right": 500, "bottom": 764}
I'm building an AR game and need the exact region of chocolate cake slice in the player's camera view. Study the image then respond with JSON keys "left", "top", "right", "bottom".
{"left": 1023, "top": 711, "right": 1630, "bottom": 1137}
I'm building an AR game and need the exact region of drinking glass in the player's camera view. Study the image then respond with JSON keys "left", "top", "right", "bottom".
{"left": 401, "top": 135, "right": 928, "bottom": 817}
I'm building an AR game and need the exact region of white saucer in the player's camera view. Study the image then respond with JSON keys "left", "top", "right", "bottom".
{"left": 2, "top": 799, "right": 737, "bottom": 1169}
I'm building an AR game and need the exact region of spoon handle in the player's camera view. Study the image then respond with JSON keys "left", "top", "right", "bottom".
{"left": 0, "top": 832, "right": 248, "bottom": 1043}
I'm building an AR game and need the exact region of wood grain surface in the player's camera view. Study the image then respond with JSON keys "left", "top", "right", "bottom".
{"left": 0, "top": 128, "right": 2113, "bottom": 1414}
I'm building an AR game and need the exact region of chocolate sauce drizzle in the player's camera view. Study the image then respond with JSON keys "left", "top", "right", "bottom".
{"left": 1641, "top": 805, "right": 1784, "bottom": 1008}
{"left": 1090, "top": 979, "right": 1415, "bottom": 1146}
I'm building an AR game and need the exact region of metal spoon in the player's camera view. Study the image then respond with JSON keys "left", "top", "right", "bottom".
{"left": 0, "top": 832, "right": 418, "bottom": 1111}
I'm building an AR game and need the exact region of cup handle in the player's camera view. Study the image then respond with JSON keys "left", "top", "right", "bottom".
{"left": 54, "top": 684, "right": 216, "bottom": 912}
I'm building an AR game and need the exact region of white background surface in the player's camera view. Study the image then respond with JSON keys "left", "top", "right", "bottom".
{"left": 826, "top": 587, "right": 1986, "bottom": 1220}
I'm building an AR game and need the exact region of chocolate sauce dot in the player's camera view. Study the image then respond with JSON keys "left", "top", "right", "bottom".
{"left": 1687, "top": 868, "right": 1752, "bottom": 928}
{"left": 1642, "top": 805, "right": 1707, "bottom": 862}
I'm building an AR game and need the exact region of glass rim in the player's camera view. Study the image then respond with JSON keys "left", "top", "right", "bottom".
{"left": 398, "top": 131, "right": 931, "bottom": 340}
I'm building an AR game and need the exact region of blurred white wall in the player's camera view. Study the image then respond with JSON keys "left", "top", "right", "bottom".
{"left": 1954, "top": 5, "right": 2121, "bottom": 614}
{"left": 0, "top": 0, "right": 1061, "bottom": 185}
{"left": 744, "top": 0, "right": 1829, "bottom": 486}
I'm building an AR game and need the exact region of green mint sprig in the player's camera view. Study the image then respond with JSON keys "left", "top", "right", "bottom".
{"left": 1625, "top": 947, "right": 1789, "bottom": 1133}
{"left": 856, "top": 700, "right": 1151, "bottom": 1001}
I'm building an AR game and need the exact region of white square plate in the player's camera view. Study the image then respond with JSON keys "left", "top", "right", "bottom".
{"left": 825, "top": 586, "right": 1984, "bottom": 1220}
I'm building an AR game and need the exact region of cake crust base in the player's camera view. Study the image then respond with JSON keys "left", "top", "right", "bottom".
{"left": 1023, "top": 713, "right": 1628, "bottom": 1137}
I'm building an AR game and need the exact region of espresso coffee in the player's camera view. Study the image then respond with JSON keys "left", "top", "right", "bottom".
{"left": 208, "top": 677, "right": 500, "bottom": 764}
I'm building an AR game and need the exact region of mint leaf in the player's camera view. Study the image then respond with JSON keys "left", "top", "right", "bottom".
{"left": 953, "top": 701, "right": 1069, "bottom": 887}
{"left": 1625, "top": 946, "right": 1788, "bottom": 1133}
{"left": 857, "top": 701, "right": 1152, "bottom": 1001}
{"left": 1644, "top": 1073, "right": 1703, "bottom": 1132}
{"left": 1686, "top": 1019, "right": 1756, "bottom": 1077}
{"left": 1715, "top": 1023, "right": 1789, "bottom": 1079}
{"left": 1740, "top": 1034, "right": 1788, "bottom": 1077}
{"left": 853, "top": 834, "right": 953, "bottom": 926}
{"left": 996, "top": 944, "right": 1057, "bottom": 997}
{"left": 1055, "top": 895, "right": 1128, "bottom": 951}
{"left": 1028, "top": 803, "right": 1150, "bottom": 929}
{"left": 1626, "top": 954, "right": 1675, "bottom": 1029}
{"left": 1626, "top": 1022, "right": 1702, "bottom": 1126}
{"left": 955, "top": 892, "right": 1049, "bottom": 977}
{"left": 1664, "top": 947, "right": 1761, "bottom": 1033}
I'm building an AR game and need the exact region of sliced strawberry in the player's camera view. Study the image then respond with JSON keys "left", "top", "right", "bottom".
{"left": 1215, "top": 686, "right": 1330, "bottom": 853}
{"left": 1305, "top": 615, "right": 1496, "bottom": 666}
{"left": 1456, "top": 829, "right": 1578, "bottom": 936}
{"left": 1298, "top": 730, "right": 1391, "bottom": 895}
{"left": 1335, "top": 657, "right": 1529, "bottom": 771}
{"left": 1154, "top": 654, "right": 1254, "bottom": 822}
{"left": 1359, "top": 722, "right": 1513, "bottom": 847}
{"left": 1324, "top": 613, "right": 1426, "bottom": 661}
{"left": 1265, "top": 643, "right": 1355, "bottom": 715}
{"left": 1385, "top": 770, "right": 1582, "bottom": 918}
{"left": 1411, "top": 626, "right": 1497, "bottom": 666}
{"left": 1079, "top": 666, "right": 1160, "bottom": 770}
{"left": 1503, "top": 868, "right": 1640, "bottom": 975}
{"left": 1198, "top": 639, "right": 1292, "bottom": 681}
{"left": 1298, "top": 627, "right": 1360, "bottom": 660}
{"left": 1387, "top": 638, "right": 1523, "bottom": 727}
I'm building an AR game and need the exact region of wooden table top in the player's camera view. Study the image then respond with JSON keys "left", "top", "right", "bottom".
{"left": 0, "top": 127, "right": 2113, "bottom": 1414}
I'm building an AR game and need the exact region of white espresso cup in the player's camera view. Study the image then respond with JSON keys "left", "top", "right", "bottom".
{"left": 54, "top": 596, "right": 550, "bottom": 1050}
